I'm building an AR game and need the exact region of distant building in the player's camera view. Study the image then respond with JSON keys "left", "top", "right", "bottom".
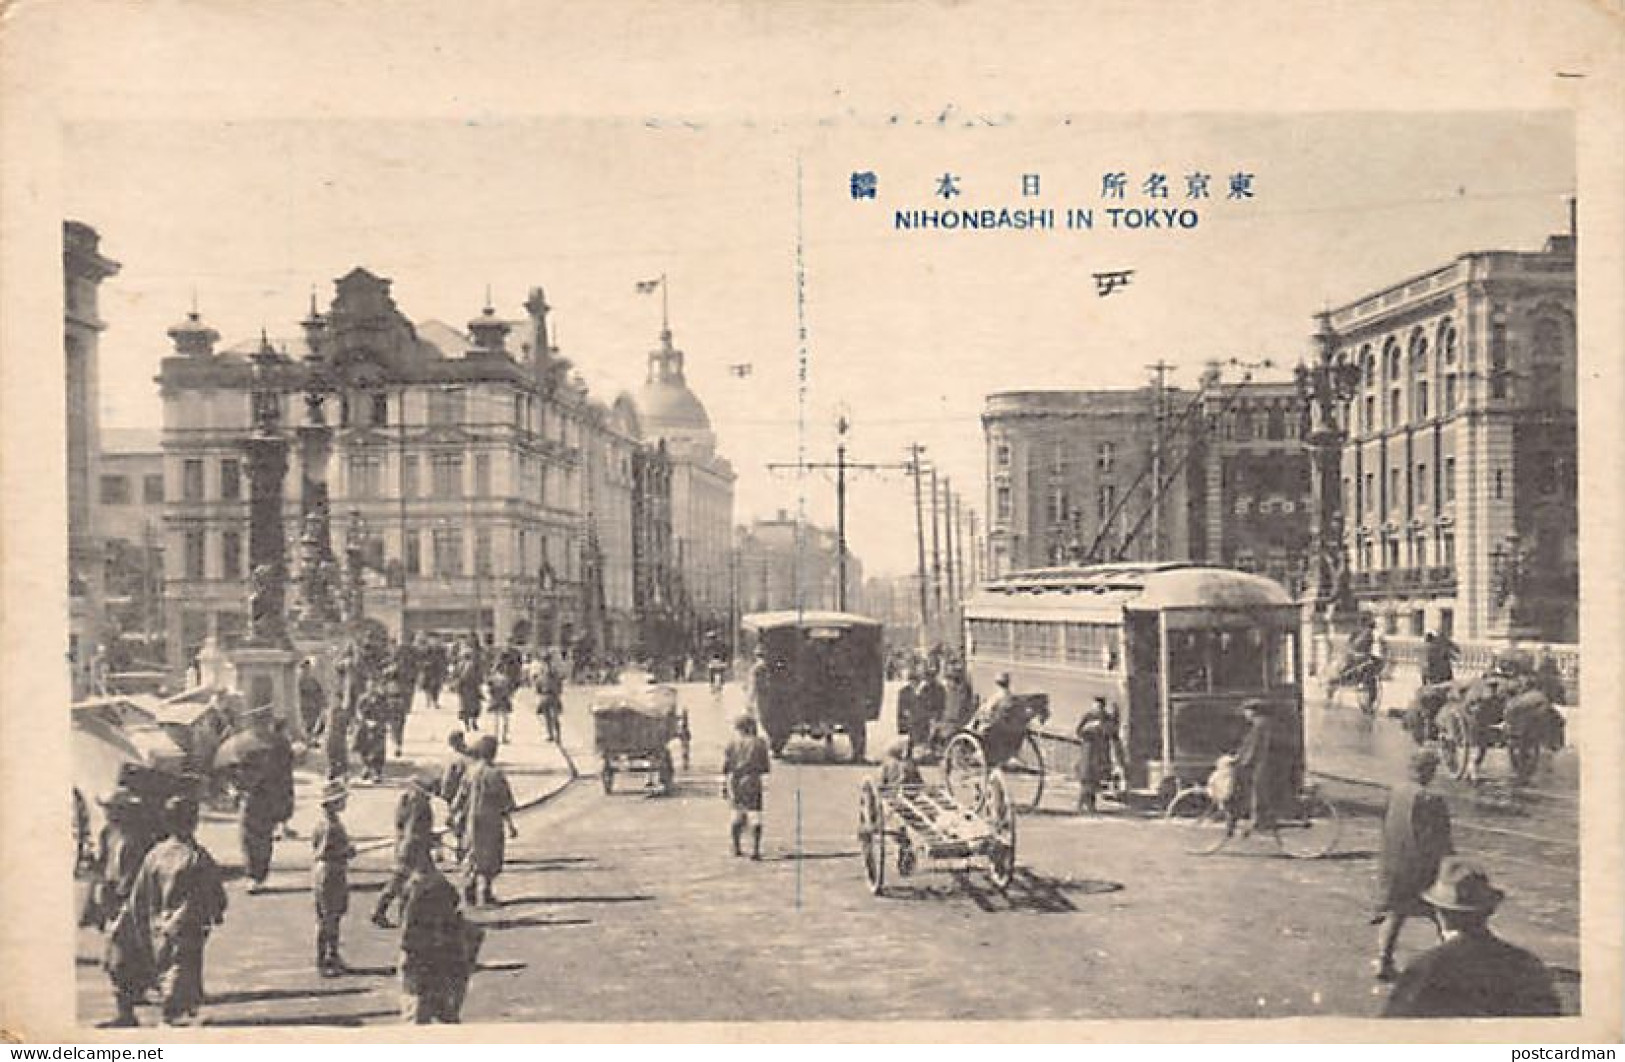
{"left": 736, "top": 510, "right": 864, "bottom": 614}
{"left": 1330, "top": 233, "right": 1577, "bottom": 643}
{"left": 65, "top": 220, "right": 120, "bottom": 697}
{"left": 982, "top": 370, "right": 1311, "bottom": 591}
{"left": 633, "top": 326, "right": 736, "bottom": 645}
{"left": 95, "top": 429, "right": 166, "bottom": 672}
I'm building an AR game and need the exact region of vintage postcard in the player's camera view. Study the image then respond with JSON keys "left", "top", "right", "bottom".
{"left": 2, "top": 0, "right": 1621, "bottom": 1044}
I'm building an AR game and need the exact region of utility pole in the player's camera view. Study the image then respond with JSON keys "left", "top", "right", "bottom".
{"left": 1147, "top": 359, "right": 1175, "bottom": 561}
{"left": 966, "top": 508, "right": 980, "bottom": 588}
{"left": 953, "top": 492, "right": 966, "bottom": 598}
{"left": 907, "top": 443, "right": 930, "bottom": 643}
{"left": 929, "top": 466, "right": 943, "bottom": 637}
{"left": 942, "top": 476, "right": 957, "bottom": 619}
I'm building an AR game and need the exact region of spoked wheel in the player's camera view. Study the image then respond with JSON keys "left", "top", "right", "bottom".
{"left": 985, "top": 772, "right": 1017, "bottom": 891}
{"left": 1165, "top": 787, "right": 1231, "bottom": 855}
{"left": 1275, "top": 787, "right": 1342, "bottom": 859}
{"left": 1438, "top": 711, "right": 1470, "bottom": 780}
{"left": 942, "top": 732, "right": 989, "bottom": 812}
{"left": 858, "top": 779, "right": 886, "bottom": 896}
{"left": 1000, "top": 732, "right": 1046, "bottom": 813}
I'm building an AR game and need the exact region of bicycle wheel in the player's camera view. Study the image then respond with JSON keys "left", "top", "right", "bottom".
{"left": 1275, "top": 789, "right": 1341, "bottom": 859}
{"left": 942, "top": 732, "right": 989, "bottom": 812}
{"left": 1001, "top": 732, "right": 1046, "bottom": 812}
{"left": 1165, "top": 787, "right": 1231, "bottom": 855}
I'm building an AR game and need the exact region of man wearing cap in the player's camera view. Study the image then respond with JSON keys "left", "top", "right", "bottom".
{"left": 311, "top": 780, "right": 355, "bottom": 976}
{"left": 722, "top": 714, "right": 772, "bottom": 860}
{"left": 1383, "top": 857, "right": 1561, "bottom": 1017}
{"left": 373, "top": 773, "right": 439, "bottom": 929}
{"left": 1373, "top": 747, "right": 1454, "bottom": 981}
{"left": 107, "top": 796, "right": 227, "bottom": 1027}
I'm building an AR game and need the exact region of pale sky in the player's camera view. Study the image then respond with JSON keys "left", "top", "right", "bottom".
{"left": 67, "top": 113, "right": 1575, "bottom": 576}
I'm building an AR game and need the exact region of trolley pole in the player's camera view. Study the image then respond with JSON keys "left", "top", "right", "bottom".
{"left": 1147, "top": 359, "right": 1175, "bottom": 561}
{"left": 835, "top": 417, "right": 848, "bottom": 612}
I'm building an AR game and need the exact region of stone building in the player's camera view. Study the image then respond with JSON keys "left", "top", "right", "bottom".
{"left": 157, "top": 269, "right": 601, "bottom": 673}
{"left": 1330, "top": 233, "right": 1577, "bottom": 643}
{"left": 95, "top": 429, "right": 166, "bottom": 673}
{"left": 982, "top": 371, "right": 1310, "bottom": 589}
{"left": 736, "top": 510, "right": 865, "bottom": 615}
{"left": 632, "top": 326, "right": 736, "bottom": 645}
{"left": 64, "top": 220, "right": 120, "bottom": 697}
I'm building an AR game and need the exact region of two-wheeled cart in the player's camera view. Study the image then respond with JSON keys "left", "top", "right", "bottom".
{"left": 857, "top": 771, "right": 1017, "bottom": 896}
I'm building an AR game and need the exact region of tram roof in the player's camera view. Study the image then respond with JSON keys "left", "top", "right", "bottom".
{"left": 741, "top": 610, "right": 883, "bottom": 631}
{"left": 965, "top": 563, "right": 1297, "bottom": 618}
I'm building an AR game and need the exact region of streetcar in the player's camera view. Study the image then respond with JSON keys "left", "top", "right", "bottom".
{"left": 741, "top": 611, "right": 885, "bottom": 761}
{"left": 962, "top": 563, "right": 1305, "bottom": 805}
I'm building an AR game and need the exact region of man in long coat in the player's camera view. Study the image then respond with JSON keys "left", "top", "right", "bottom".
{"left": 1232, "top": 700, "right": 1288, "bottom": 831}
{"left": 1074, "top": 697, "right": 1126, "bottom": 814}
{"left": 104, "top": 796, "right": 227, "bottom": 1027}
{"left": 1373, "top": 747, "right": 1454, "bottom": 981}
{"left": 237, "top": 710, "right": 289, "bottom": 892}
{"left": 398, "top": 849, "right": 476, "bottom": 1023}
{"left": 373, "top": 773, "right": 438, "bottom": 928}
{"left": 451, "top": 735, "right": 517, "bottom": 905}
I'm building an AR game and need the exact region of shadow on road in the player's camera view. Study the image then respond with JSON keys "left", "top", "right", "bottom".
{"left": 503, "top": 855, "right": 597, "bottom": 868}
{"left": 472, "top": 915, "right": 592, "bottom": 931}
{"left": 207, "top": 986, "right": 370, "bottom": 1006}
{"left": 494, "top": 892, "right": 653, "bottom": 906}
{"left": 771, "top": 849, "right": 860, "bottom": 862}
{"left": 202, "top": 1008, "right": 399, "bottom": 1028}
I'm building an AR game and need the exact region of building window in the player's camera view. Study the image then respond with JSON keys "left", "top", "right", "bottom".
{"left": 220, "top": 458, "right": 241, "bottom": 501}
{"left": 1415, "top": 381, "right": 1429, "bottom": 420}
{"left": 1364, "top": 472, "right": 1375, "bottom": 513}
{"left": 1416, "top": 463, "right": 1428, "bottom": 505}
{"left": 1050, "top": 440, "right": 1067, "bottom": 475}
{"left": 183, "top": 459, "right": 205, "bottom": 501}
{"left": 184, "top": 529, "right": 205, "bottom": 580}
{"left": 514, "top": 394, "right": 525, "bottom": 427}
{"left": 475, "top": 454, "right": 492, "bottom": 496}
{"left": 475, "top": 528, "right": 493, "bottom": 576}
{"left": 1441, "top": 533, "right": 1456, "bottom": 566}
{"left": 1530, "top": 318, "right": 1566, "bottom": 408}
{"left": 1097, "top": 483, "right": 1117, "bottom": 521}
{"left": 1363, "top": 396, "right": 1375, "bottom": 432}
{"left": 1439, "top": 322, "right": 1458, "bottom": 365}
{"left": 1494, "top": 468, "right": 1505, "bottom": 500}
{"left": 1047, "top": 487, "right": 1066, "bottom": 525}
{"left": 1389, "top": 467, "right": 1400, "bottom": 510}
{"left": 431, "top": 453, "right": 464, "bottom": 498}
{"left": 428, "top": 388, "right": 466, "bottom": 426}
{"left": 1388, "top": 388, "right": 1401, "bottom": 425}
{"left": 994, "top": 442, "right": 1012, "bottom": 470}
{"left": 1384, "top": 538, "right": 1400, "bottom": 569}
{"left": 433, "top": 528, "right": 463, "bottom": 577}
{"left": 221, "top": 529, "right": 241, "bottom": 580}
{"left": 99, "top": 475, "right": 130, "bottom": 505}
{"left": 1490, "top": 323, "right": 1509, "bottom": 399}
{"left": 1415, "top": 535, "right": 1428, "bottom": 567}
{"left": 1098, "top": 441, "right": 1116, "bottom": 473}
{"left": 1444, "top": 374, "right": 1458, "bottom": 412}
{"left": 370, "top": 392, "right": 389, "bottom": 427}
{"left": 401, "top": 530, "right": 420, "bottom": 576}
{"left": 348, "top": 454, "right": 382, "bottom": 499}
{"left": 996, "top": 484, "right": 1012, "bottom": 522}
{"left": 143, "top": 474, "right": 164, "bottom": 503}
{"left": 1444, "top": 457, "right": 1456, "bottom": 504}
{"left": 1410, "top": 609, "right": 1426, "bottom": 637}
{"left": 1361, "top": 348, "right": 1375, "bottom": 387}
{"left": 402, "top": 455, "right": 419, "bottom": 499}
{"left": 1438, "top": 607, "right": 1454, "bottom": 637}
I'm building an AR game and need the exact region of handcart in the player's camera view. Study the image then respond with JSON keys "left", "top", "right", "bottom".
{"left": 856, "top": 771, "right": 1017, "bottom": 896}
{"left": 591, "top": 681, "right": 686, "bottom": 795}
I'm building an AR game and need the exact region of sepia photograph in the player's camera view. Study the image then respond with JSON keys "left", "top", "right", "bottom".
{"left": 4, "top": 0, "right": 1622, "bottom": 1045}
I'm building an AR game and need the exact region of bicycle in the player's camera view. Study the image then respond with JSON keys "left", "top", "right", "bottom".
{"left": 1164, "top": 763, "right": 1341, "bottom": 859}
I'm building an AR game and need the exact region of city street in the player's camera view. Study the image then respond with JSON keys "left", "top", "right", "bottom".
{"left": 76, "top": 679, "right": 1579, "bottom": 1027}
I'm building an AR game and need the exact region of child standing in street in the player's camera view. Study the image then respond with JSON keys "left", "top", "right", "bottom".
{"left": 311, "top": 780, "right": 355, "bottom": 977}
{"left": 721, "top": 714, "right": 771, "bottom": 860}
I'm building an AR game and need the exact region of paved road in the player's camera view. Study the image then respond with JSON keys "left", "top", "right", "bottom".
{"left": 75, "top": 680, "right": 1579, "bottom": 1026}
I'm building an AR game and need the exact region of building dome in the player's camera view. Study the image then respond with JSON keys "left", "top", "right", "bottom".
{"left": 636, "top": 328, "right": 713, "bottom": 442}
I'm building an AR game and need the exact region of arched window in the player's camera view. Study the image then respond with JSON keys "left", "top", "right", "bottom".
{"left": 1530, "top": 317, "right": 1566, "bottom": 408}
{"left": 1360, "top": 345, "right": 1375, "bottom": 388}
{"left": 1436, "top": 319, "right": 1457, "bottom": 366}
{"left": 1408, "top": 328, "right": 1429, "bottom": 374}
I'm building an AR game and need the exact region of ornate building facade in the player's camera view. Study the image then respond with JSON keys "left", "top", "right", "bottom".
{"left": 1330, "top": 234, "right": 1577, "bottom": 643}
{"left": 736, "top": 510, "right": 865, "bottom": 615}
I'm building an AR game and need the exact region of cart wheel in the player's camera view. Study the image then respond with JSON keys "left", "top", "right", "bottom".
{"left": 849, "top": 722, "right": 868, "bottom": 764}
{"left": 1438, "top": 711, "right": 1469, "bottom": 780}
{"left": 985, "top": 772, "right": 1017, "bottom": 891}
{"left": 1001, "top": 731, "right": 1045, "bottom": 813}
{"left": 1508, "top": 737, "right": 1541, "bottom": 785}
{"left": 657, "top": 748, "right": 675, "bottom": 794}
{"left": 942, "top": 732, "right": 988, "bottom": 812}
{"left": 601, "top": 763, "right": 615, "bottom": 794}
{"left": 1275, "top": 787, "right": 1341, "bottom": 860}
{"left": 858, "top": 779, "right": 886, "bottom": 896}
{"left": 1165, "top": 786, "right": 1231, "bottom": 855}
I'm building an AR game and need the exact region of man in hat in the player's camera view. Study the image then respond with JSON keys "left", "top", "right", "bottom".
{"left": 373, "top": 773, "right": 439, "bottom": 929}
{"left": 451, "top": 735, "right": 517, "bottom": 905}
{"left": 895, "top": 669, "right": 922, "bottom": 747}
{"left": 878, "top": 738, "right": 924, "bottom": 789}
{"left": 722, "top": 714, "right": 772, "bottom": 860}
{"left": 397, "top": 845, "right": 476, "bottom": 1024}
{"left": 1231, "top": 700, "right": 1287, "bottom": 832}
{"left": 107, "top": 796, "right": 227, "bottom": 1027}
{"left": 1383, "top": 857, "right": 1561, "bottom": 1017}
{"left": 299, "top": 658, "right": 328, "bottom": 738}
{"left": 311, "top": 780, "right": 355, "bottom": 976}
{"left": 93, "top": 784, "right": 158, "bottom": 930}
{"left": 1373, "top": 747, "right": 1454, "bottom": 981}
{"left": 1075, "top": 696, "right": 1126, "bottom": 814}
{"left": 236, "top": 708, "right": 288, "bottom": 893}
{"left": 916, "top": 668, "right": 948, "bottom": 761}
{"left": 1422, "top": 630, "right": 1460, "bottom": 686}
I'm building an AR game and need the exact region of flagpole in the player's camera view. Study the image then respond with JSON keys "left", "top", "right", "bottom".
{"left": 661, "top": 272, "right": 669, "bottom": 335}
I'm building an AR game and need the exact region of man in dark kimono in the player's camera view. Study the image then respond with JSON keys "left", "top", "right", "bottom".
{"left": 916, "top": 669, "right": 947, "bottom": 760}
{"left": 722, "top": 714, "right": 772, "bottom": 860}
{"left": 373, "top": 773, "right": 438, "bottom": 928}
{"left": 1074, "top": 697, "right": 1126, "bottom": 814}
{"left": 419, "top": 635, "right": 447, "bottom": 710}
{"left": 1421, "top": 630, "right": 1460, "bottom": 685}
{"left": 895, "top": 671, "right": 922, "bottom": 749}
{"left": 237, "top": 710, "right": 288, "bottom": 893}
{"left": 298, "top": 659, "right": 327, "bottom": 738}
{"left": 105, "top": 796, "right": 227, "bottom": 1027}
{"left": 451, "top": 735, "right": 517, "bottom": 905}
{"left": 398, "top": 849, "right": 476, "bottom": 1023}
{"left": 1373, "top": 747, "right": 1454, "bottom": 981}
{"left": 1384, "top": 858, "right": 1561, "bottom": 1018}
{"left": 1231, "top": 700, "right": 1287, "bottom": 832}
{"left": 454, "top": 652, "right": 484, "bottom": 733}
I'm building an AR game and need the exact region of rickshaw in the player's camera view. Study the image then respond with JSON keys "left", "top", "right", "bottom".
{"left": 941, "top": 692, "right": 1050, "bottom": 812}
{"left": 741, "top": 611, "right": 884, "bottom": 762}
{"left": 1415, "top": 649, "right": 1565, "bottom": 784}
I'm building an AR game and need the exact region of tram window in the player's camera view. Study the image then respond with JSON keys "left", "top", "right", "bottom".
{"left": 1265, "top": 630, "right": 1296, "bottom": 687}
{"left": 1213, "top": 629, "right": 1265, "bottom": 690}
{"left": 1171, "top": 631, "right": 1211, "bottom": 692}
